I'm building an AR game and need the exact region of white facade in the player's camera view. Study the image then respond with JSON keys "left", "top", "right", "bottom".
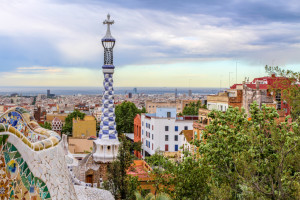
{"left": 207, "top": 102, "right": 228, "bottom": 112}
{"left": 141, "top": 108, "right": 194, "bottom": 157}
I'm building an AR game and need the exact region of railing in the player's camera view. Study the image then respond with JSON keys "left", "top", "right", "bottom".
{"left": 176, "top": 116, "right": 198, "bottom": 121}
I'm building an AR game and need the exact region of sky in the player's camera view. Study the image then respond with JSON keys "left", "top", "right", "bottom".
{"left": 0, "top": 0, "right": 300, "bottom": 88}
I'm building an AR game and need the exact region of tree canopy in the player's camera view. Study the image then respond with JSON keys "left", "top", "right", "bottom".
{"left": 115, "top": 101, "right": 146, "bottom": 133}
{"left": 61, "top": 110, "right": 85, "bottom": 136}
{"left": 147, "top": 102, "right": 300, "bottom": 199}
{"left": 182, "top": 100, "right": 206, "bottom": 116}
{"left": 104, "top": 134, "right": 140, "bottom": 200}
{"left": 40, "top": 121, "right": 52, "bottom": 130}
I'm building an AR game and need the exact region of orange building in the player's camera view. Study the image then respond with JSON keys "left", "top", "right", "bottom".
{"left": 134, "top": 114, "right": 142, "bottom": 158}
{"left": 127, "top": 160, "right": 156, "bottom": 194}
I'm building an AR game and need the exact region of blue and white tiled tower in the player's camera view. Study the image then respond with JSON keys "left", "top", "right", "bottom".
{"left": 93, "top": 14, "right": 120, "bottom": 163}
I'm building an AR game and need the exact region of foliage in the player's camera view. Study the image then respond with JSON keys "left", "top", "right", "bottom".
{"left": 182, "top": 100, "right": 206, "bottom": 115}
{"left": 105, "top": 134, "right": 140, "bottom": 200}
{"left": 199, "top": 102, "right": 300, "bottom": 199}
{"left": 96, "top": 122, "right": 100, "bottom": 133}
{"left": 265, "top": 65, "right": 300, "bottom": 120}
{"left": 132, "top": 141, "right": 142, "bottom": 152}
{"left": 115, "top": 101, "right": 145, "bottom": 133}
{"left": 40, "top": 121, "right": 52, "bottom": 130}
{"left": 145, "top": 153, "right": 166, "bottom": 167}
{"left": 61, "top": 110, "right": 85, "bottom": 136}
{"left": 32, "top": 96, "right": 37, "bottom": 105}
{"left": 134, "top": 191, "right": 172, "bottom": 200}
{"left": 148, "top": 102, "right": 300, "bottom": 199}
{"left": 140, "top": 107, "right": 147, "bottom": 113}
{"left": 146, "top": 152, "right": 210, "bottom": 200}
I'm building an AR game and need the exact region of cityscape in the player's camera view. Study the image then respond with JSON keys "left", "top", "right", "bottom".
{"left": 0, "top": 1, "right": 299, "bottom": 200}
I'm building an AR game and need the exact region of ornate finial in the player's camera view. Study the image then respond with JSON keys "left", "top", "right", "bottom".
{"left": 103, "top": 13, "right": 114, "bottom": 40}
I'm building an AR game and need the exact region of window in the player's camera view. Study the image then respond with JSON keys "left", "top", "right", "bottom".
{"left": 165, "top": 126, "right": 169, "bottom": 131}
{"left": 174, "top": 135, "right": 178, "bottom": 141}
{"left": 184, "top": 126, "right": 188, "bottom": 130}
{"left": 276, "top": 90, "right": 282, "bottom": 110}
{"left": 167, "top": 112, "right": 171, "bottom": 118}
{"left": 152, "top": 143, "right": 153, "bottom": 150}
{"left": 165, "top": 145, "right": 169, "bottom": 151}
{"left": 142, "top": 122, "right": 144, "bottom": 126}
{"left": 152, "top": 125, "right": 154, "bottom": 130}
{"left": 152, "top": 134, "right": 153, "bottom": 140}
{"left": 175, "top": 145, "right": 178, "bottom": 151}
{"left": 175, "top": 126, "right": 178, "bottom": 131}
{"left": 142, "top": 130, "right": 143, "bottom": 135}
{"left": 165, "top": 135, "right": 169, "bottom": 141}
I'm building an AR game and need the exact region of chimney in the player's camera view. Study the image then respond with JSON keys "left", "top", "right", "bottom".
{"left": 271, "top": 73, "right": 276, "bottom": 78}
{"left": 256, "top": 81, "right": 260, "bottom": 90}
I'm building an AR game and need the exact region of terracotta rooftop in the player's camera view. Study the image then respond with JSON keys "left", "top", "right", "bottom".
{"left": 127, "top": 160, "right": 152, "bottom": 180}
{"left": 180, "top": 130, "right": 194, "bottom": 142}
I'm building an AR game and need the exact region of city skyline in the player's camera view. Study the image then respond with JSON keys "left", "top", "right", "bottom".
{"left": 0, "top": 0, "right": 300, "bottom": 87}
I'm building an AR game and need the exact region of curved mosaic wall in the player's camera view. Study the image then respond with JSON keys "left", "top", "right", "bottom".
{"left": 0, "top": 135, "right": 51, "bottom": 199}
{"left": 0, "top": 107, "right": 61, "bottom": 151}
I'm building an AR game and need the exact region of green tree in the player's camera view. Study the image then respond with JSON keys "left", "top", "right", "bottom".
{"left": 32, "top": 96, "right": 37, "bottom": 105}
{"left": 198, "top": 103, "right": 300, "bottom": 199}
{"left": 146, "top": 152, "right": 210, "bottom": 200}
{"left": 115, "top": 101, "right": 144, "bottom": 133}
{"left": 104, "top": 134, "right": 140, "bottom": 200}
{"left": 265, "top": 65, "right": 300, "bottom": 120}
{"left": 182, "top": 100, "right": 206, "bottom": 115}
{"left": 40, "top": 121, "right": 52, "bottom": 130}
{"left": 140, "top": 107, "right": 147, "bottom": 113}
{"left": 61, "top": 110, "right": 85, "bottom": 136}
{"left": 147, "top": 102, "right": 300, "bottom": 199}
{"left": 131, "top": 141, "right": 142, "bottom": 153}
{"left": 134, "top": 191, "right": 172, "bottom": 200}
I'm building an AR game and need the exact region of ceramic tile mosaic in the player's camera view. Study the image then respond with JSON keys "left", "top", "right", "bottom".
{"left": 0, "top": 135, "right": 51, "bottom": 200}
{"left": 0, "top": 111, "right": 45, "bottom": 143}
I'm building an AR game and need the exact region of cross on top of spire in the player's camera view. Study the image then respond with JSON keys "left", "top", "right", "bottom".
{"left": 102, "top": 14, "right": 115, "bottom": 40}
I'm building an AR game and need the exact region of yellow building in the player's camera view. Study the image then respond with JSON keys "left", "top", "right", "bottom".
{"left": 72, "top": 115, "right": 97, "bottom": 138}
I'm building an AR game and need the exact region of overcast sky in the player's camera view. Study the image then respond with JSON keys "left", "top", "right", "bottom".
{"left": 0, "top": 0, "right": 299, "bottom": 87}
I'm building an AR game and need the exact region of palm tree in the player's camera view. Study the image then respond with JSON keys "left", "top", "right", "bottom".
{"left": 134, "top": 191, "right": 172, "bottom": 200}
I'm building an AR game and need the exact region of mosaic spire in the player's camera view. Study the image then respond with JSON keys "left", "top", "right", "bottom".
{"left": 99, "top": 14, "right": 118, "bottom": 140}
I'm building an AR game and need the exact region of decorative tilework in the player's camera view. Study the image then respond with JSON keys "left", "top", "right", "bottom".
{"left": 0, "top": 135, "right": 51, "bottom": 200}
{"left": 0, "top": 107, "right": 61, "bottom": 151}
{"left": 0, "top": 111, "right": 45, "bottom": 143}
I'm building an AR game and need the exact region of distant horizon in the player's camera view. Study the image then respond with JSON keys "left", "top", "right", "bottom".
{"left": 0, "top": 86, "right": 224, "bottom": 96}
{"left": 0, "top": 86, "right": 222, "bottom": 88}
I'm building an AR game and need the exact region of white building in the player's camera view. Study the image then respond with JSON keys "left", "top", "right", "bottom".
{"left": 141, "top": 108, "right": 197, "bottom": 157}
{"left": 207, "top": 92, "right": 229, "bottom": 112}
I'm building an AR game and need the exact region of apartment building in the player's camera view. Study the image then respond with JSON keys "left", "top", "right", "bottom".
{"left": 141, "top": 108, "right": 197, "bottom": 157}
{"left": 145, "top": 99, "right": 200, "bottom": 114}
{"left": 207, "top": 92, "right": 229, "bottom": 112}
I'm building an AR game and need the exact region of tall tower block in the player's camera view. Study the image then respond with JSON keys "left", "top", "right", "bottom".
{"left": 93, "top": 14, "right": 120, "bottom": 163}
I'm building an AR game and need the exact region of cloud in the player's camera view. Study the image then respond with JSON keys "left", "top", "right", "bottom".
{"left": 16, "top": 66, "right": 63, "bottom": 73}
{"left": 0, "top": 0, "right": 300, "bottom": 86}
